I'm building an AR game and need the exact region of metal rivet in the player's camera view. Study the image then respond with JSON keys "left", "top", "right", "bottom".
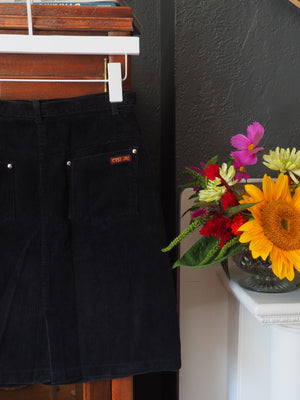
{"left": 132, "top": 148, "right": 138, "bottom": 155}
{"left": 67, "top": 161, "right": 72, "bottom": 167}
{"left": 7, "top": 163, "right": 13, "bottom": 169}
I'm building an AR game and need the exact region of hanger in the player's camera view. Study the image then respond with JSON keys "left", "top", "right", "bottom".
{"left": 0, "top": 0, "right": 140, "bottom": 102}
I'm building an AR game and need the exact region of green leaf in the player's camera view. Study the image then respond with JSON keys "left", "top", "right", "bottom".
{"left": 172, "top": 235, "right": 244, "bottom": 269}
{"left": 205, "top": 155, "right": 218, "bottom": 167}
{"left": 227, "top": 159, "right": 234, "bottom": 168}
{"left": 221, "top": 259, "right": 230, "bottom": 279}
{"left": 178, "top": 182, "right": 199, "bottom": 190}
{"left": 224, "top": 202, "right": 257, "bottom": 217}
{"left": 189, "top": 192, "right": 199, "bottom": 200}
{"left": 184, "top": 167, "right": 206, "bottom": 185}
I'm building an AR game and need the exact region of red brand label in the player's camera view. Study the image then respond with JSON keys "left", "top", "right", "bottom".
{"left": 110, "top": 155, "right": 132, "bottom": 165}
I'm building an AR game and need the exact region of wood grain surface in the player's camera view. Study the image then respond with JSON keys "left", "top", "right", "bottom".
{"left": 0, "top": 5, "right": 132, "bottom": 99}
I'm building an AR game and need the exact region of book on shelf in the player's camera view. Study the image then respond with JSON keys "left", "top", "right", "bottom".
{"left": 1, "top": 0, "right": 119, "bottom": 4}
{"left": 117, "top": 0, "right": 141, "bottom": 34}
{"left": 35, "top": 1, "right": 118, "bottom": 5}
{"left": 0, "top": 0, "right": 142, "bottom": 34}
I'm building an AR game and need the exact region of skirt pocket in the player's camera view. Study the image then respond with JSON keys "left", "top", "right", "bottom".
{"left": 68, "top": 146, "right": 139, "bottom": 226}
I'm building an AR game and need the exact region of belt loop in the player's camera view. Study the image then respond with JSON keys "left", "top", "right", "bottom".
{"left": 111, "top": 103, "right": 119, "bottom": 116}
{"left": 32, "top": 100, "right": 42, "bottom": 122}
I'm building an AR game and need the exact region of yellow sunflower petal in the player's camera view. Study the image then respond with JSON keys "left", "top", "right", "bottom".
{"left": 270, "top": 246, "right": 284, "bottom": 278}
{"left": 238, "top": 220, "right": 264, "bottom": 242}
{"left": 249, "top": 203, "right": 265, "bottom": 220}
{"left": 243, "top": 184, "right": 264, "bottom": 203}
{"left": 286, "top": 249, "right": 300, "bottom": 269}
{"left": 241, "top": 183, "right": 266, "bottom": 219}
{"left": 270, "top": 247, "right": 295, "bottom": 280}
{"left": 238, "top": 220, "right": 260, "bottom": 233}
{"left": 239, "top": 195, "right": 252, "bottom": 204}
{"left": 274, "top": 173, "right": 291, "bottom": 201}
{"left": 282, "top": 258, "right": 295, "bottom": 281}
{"left": 291, "top": 187, "right": 300, "bottom": 213}
{"left": 291, "top": 251, "right": 300, "bottom": 274}
{"left": 285, "top": 264, "right": 295, "bottom": 281}
{"left": 249, "top": 237, "right": 272, "bottom": 260}
{"left": 279, "top": 253, "right": 294, "bottom": 280}
{"left": 262, "top": 174, "right": 275, "bottom": 202}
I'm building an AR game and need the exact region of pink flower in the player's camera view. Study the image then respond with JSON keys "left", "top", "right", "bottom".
{"left": 190, "top": 162, "right": 206, "bottom": 176}
{"left": 232, "top": 152, "right": 250, "bottom": 181}
{"left": 230, "top": 122, "right": 264, "bottom": 165}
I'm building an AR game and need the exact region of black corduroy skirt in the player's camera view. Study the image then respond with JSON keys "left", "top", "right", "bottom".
{"left": 0, "top": 92, "right": 181, "bottom": 386}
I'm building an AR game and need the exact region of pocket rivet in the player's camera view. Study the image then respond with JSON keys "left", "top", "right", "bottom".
{"left": 66, "top": 161, "right": 72, "bottom": 167}
{"left": 7, "top": 163, "right": 13, "bottom": 169}
{"left": 132, "top": 148, "right": 138, "bottom": 155}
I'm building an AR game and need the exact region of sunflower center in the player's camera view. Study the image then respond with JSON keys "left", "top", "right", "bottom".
{"left": 248, "top": 144, "right": 254, "bottom": 151}
{"left": 260, "top": 199, "right": 300, "bottom": 250}
{"left": 281, "top": 218, "right": 289, "bottom": 230}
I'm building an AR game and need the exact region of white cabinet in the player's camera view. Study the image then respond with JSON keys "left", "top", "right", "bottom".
{"left": 219, "top": 263, "right": 300, "bottom": 400}
{"left": 178, "top": 189, "right": 300, "bottom": 400}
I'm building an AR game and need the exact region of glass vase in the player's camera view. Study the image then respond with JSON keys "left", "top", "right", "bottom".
{"left": 233, "top": 247, "right": 297, "bottom": 293}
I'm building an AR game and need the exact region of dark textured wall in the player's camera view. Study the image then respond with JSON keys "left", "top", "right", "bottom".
{"left": 127, "top": 0, "right": 176, "bottom": 238}
{"left": 125, "top": 1, "right": 162, "bottom": 178}
{"left": 176, "top": 0, "right": 300, "bottom": 184}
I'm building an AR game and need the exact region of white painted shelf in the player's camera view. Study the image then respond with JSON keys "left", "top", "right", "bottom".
{"left": 218, "top": 260, "right": 300, "bottom": 325}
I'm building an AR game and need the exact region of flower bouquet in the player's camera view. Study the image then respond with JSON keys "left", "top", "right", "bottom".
{"left": 162, "top": 122, "right": 300, "bottom": 288}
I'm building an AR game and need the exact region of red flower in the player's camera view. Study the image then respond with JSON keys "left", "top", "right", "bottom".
{"left": 200, "top": 216, "right": 233, "bottom": 248}
{"left": 204, "top": 164, "right": 220, "bottom": 180}
{"left": 231, "top": 213, "right": 248, "bottom": 235}
{"left": 221, "top": 191, "right": 239, "bottom": 210}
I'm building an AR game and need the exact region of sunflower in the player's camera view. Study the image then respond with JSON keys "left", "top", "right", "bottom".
{"left": 238, "top": 173, "right": 300, "bottom": 281}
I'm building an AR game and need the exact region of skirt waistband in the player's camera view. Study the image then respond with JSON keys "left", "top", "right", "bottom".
{"left": 0, "top": 91, "right": 136, "bottom": 119}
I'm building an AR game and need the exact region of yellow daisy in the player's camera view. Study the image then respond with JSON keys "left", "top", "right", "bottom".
{"left": 198, "top": 177, "right": 226, "bottom": 202}
{"left": 238, "top": 173, "right": 300, "bottom": 281}
{"left": 263, "top": 147, "right": 300, "bottom": 184}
